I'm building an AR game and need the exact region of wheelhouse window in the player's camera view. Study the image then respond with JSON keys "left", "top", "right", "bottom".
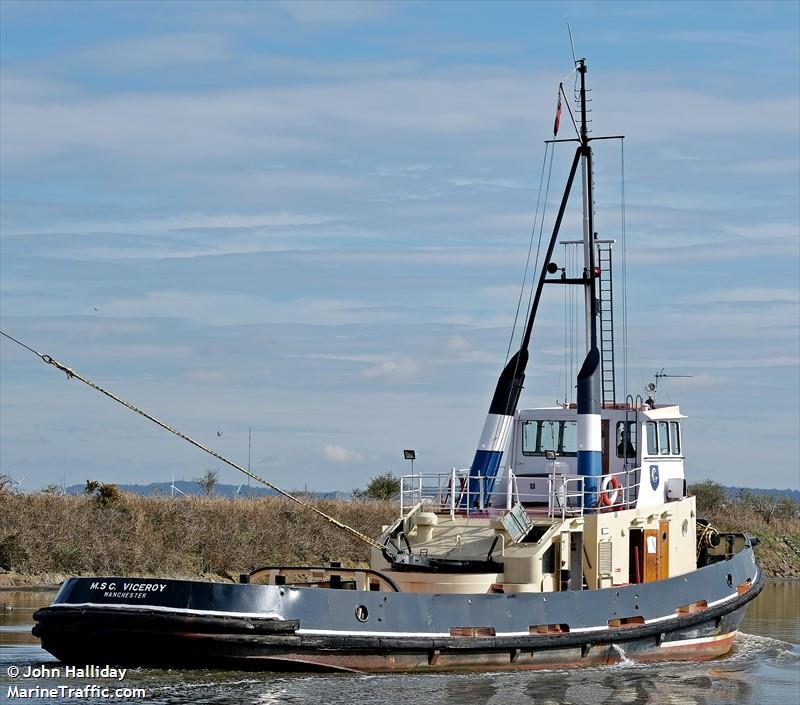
{"left": 658, "top": 421, "right": 670, "bottom": 455}
{"left": 645, "top": 420, "right": 682, "bottom": 456}
{"left": 522, "top": 420, "right": 578, "bottom": 457}
{"left": 615, "top": 421, "right": 637, "bottom": 458}
{"left": 670, "top": 422, "right": 681, "bottom": 455}
{"left": 646, "top": 422, "right": 658, "bottom": 455}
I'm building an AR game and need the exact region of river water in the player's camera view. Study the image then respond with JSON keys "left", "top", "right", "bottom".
{"left": 1, "top": 581, "right": 798, "bottom": 705}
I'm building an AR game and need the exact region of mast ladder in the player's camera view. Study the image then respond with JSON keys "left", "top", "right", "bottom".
{"left": 597, "top": 242, "right": 616, "bottom": 405}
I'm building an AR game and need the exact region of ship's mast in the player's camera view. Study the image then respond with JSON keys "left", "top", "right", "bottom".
{"left": 578, "top": 61, "right": 598, "bottom": 351}
{"left": 575, "top": 59, "right": 602, "bottom": 507}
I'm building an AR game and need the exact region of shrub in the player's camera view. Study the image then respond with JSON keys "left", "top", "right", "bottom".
{"left": 353, "top": 472, "right": 401, "bottom": 501}
{"left": 84, "top": 480, "right": 123, "bottom": 507}
{"left": 194, "top": 469, "right": 219, "bottom": 496}
{"left": 689, "top": 480, "right": 728, "bottom": 515}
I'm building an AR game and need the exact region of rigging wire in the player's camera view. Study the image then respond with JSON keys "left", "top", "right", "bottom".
{"left": 497, "top": 136, "right": 557, "bottom": 455}
{"left": 504, "top": 141, "right": 552, "bottom": 366}
{"left": 520, "top": 141, "right": 557, "bottom": 349}
{"left": 494, "top": 133, "right": 558, "bottom": 479}
{"left": 559, "top": 83, "right": 581, "bottom": 141}
{"left": 0, "top": 329, "right": 384, "bottom": 551}
{"left": 563, "top": 242, "right": 568, "bottom": 404}
{"left": 620, "top": 138, "right": 628, "bottom": 402}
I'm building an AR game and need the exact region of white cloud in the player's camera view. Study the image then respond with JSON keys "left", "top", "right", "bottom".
{"left": 322, "top": 444, "right": 363, "bottom": 463}
{"left": 699, "top": 287, "right": 800, "bottom": 305}
{"left": 447, "top": 177, "right": 523, "bottom": 189}
{"left": 446, "top": 335, "right": 471, "bottom": 353}
{"left": 274, "top": 0, "right": 391, "bottom": 25}
{"left": 6, "top": 62, "right": 795, "bottom": 174}
{"left": 362, "top": 357, "right": 422, "bottom": 381}
{"left": 90, "top": 292, "right": 402, "bottom": 327}
{"left": 78, "top": 33, "right": 230, "bottom": 70}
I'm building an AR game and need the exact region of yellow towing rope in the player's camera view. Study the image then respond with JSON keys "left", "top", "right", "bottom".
{"left": 0, "top": 330, "right": 384, "bottom": 551}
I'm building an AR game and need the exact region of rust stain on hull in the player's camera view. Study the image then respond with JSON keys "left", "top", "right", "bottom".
{"left": 231, "top": 635, "right": 738, "bottom": 673}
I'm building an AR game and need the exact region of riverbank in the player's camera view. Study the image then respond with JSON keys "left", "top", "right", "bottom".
{"left": 0, "top": 492, "right": 396, "bottom": 587}
{"left": 1, "top": 489, "right": 797, "bottom": 587}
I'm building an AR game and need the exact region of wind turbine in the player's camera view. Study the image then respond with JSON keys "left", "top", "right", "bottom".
{"left": 170, "top": 470, "right": 186, "bottom": 498}
{"left": 8, "top": 474, "right": 26, "bottom": 493}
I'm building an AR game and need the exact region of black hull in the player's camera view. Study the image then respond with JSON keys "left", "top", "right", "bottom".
{"left": 33, "top": 548, "right": 763, "bottom": 673}
{"left": 35, "top": 592, "right": 757, "bottom": 672}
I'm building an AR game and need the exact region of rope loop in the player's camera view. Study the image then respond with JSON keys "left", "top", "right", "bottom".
{"left": 42, "top": 354, "right": 74, "bottom": 379}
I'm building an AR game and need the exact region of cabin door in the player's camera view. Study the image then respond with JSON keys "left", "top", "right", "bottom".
{"left": 643, "top": 529, "right": 659, "bottom": 582}
{"left": 601, "top": 420, "right": 610, "bottom": 474}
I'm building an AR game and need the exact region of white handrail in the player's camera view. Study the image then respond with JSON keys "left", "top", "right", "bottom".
{"left": 399, "top": 466, "right": 642, "bottom": 519}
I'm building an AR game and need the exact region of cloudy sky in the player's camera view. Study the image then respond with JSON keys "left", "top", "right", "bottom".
{"left": 1, "top": 1, "right": 798, "bottom": 493}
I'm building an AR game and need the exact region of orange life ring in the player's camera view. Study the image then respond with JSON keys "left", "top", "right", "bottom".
{"left": 599, "top": 474, "right": 621, "bottom": 507}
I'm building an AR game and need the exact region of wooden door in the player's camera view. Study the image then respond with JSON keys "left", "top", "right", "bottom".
{"left": 643, "top": 529, "right": 659, "bottom": 582}
{"left": 658, "top": 520, "right": 670, "bottom": 580}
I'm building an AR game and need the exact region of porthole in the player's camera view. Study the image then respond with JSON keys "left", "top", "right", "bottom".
{"left": 355, "top": 605, "right": 369, "bottom": 622}
{"left": 681, "top": 519, "right": 689, "bottom": 537}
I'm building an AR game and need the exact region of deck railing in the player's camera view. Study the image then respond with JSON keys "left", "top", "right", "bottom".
{"left": 400, "top": 466, "right": 641, "bottom": 521}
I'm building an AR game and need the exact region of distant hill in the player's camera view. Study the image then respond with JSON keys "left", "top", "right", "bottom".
{"left": 65, "top": 481, "right": 349, "bottom": 500}
{"left": 61, "top": 481, "right": 799, "bottom": 503}
{"left": 720, "top": 485, "right": 799, "bottom": 502}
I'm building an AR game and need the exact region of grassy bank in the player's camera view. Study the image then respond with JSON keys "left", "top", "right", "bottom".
{"left": 690, "top": 481, "right": 800, "bottom": 579}
{"left": 1, "top": 486, "right": 797, "bottom": 585}
{"left": 0, "top": 492, "right": 395, "bottom": 583}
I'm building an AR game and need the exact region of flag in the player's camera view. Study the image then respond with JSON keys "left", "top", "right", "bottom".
{"left": 553, "top": 86, "right": 562, "bottom": 137}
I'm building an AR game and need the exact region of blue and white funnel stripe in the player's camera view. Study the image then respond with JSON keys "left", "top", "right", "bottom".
{"left": 577, "top": 346, "right": 602, "bottom": 508}
{"left": 465, "top": 350, "right": 527, "bottom": 509}
{"left": 467, "top": 413, "right": 514, "bottom": 505}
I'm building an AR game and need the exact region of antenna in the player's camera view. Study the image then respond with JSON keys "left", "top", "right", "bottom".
{"left": 655, "top": 368, "right": 694, "bottom": 386}
{"left": 646, "top": 368, "right": 694, "bottom": 401}
{"left": 567, "top": 23, "right": 578, "bottom": 66}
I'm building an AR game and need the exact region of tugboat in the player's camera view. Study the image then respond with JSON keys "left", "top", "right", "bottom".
{"left": 33, "top": 58, "right": 761, "bottom": 672}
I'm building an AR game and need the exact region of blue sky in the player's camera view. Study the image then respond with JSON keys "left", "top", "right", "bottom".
{"left": 1, "top": 1, "right": 798, "bottom": 493}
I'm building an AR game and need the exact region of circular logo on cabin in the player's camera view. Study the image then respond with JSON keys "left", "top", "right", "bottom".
{"left": 649, "top": 464, "right": 660, "bottom": 491}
